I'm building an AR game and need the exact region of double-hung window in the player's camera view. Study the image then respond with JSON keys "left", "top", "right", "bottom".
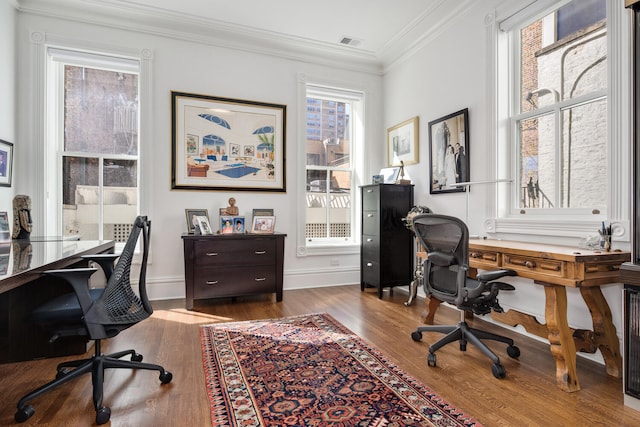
{"left": 46, "top": 48, "right": 141, "bottom": 246}
{"left": 300, "top": 82, "right": 364, "bottom": 253}
{"left": 491, "top": 0, "right": 628, "bottom": 238}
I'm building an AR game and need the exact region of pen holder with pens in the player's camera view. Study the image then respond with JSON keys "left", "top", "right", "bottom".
{"left": 599, "top": 222, "right": 612, "bottom": 252}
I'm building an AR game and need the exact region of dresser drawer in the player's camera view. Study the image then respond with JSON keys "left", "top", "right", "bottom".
{"left": 193, "top": 238, "right": 276, "bottom": 267}
{"left": 193, "top": 265, "right": 276, "bottom": 299}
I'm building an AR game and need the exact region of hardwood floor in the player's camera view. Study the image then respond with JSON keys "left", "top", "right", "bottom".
{"left": 2, "top": 284, "right": 640, "bottom": 426}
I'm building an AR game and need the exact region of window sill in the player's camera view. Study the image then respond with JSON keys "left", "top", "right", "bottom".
{"left": 487, "top": 217, "right": 630, "bottom": 243}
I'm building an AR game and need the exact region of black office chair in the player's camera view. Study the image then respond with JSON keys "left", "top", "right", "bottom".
{"left": 409, "top": 214, "right": 520, "bottom": 378}
{"left": 15, "top": 216, "right": 172, "bottom": 425}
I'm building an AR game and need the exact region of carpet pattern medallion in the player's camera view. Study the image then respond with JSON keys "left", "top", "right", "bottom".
{"left": 200, "top": 313, "right": 481, "bottom": 427}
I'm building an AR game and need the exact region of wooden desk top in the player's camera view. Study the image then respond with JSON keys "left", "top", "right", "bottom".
{"left": 418, "top": 238, "right": 630, "bottom": 288}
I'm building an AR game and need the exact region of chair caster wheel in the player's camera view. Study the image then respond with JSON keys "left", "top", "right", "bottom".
{"left": 411, "top": 331, "right": 422, "bottom": 341}
{"left": 131, "top": 353, "right": 143, "bottom": 362}
{"left": 160, "top": 371, "right": 173, "bottom": 384}
{"left": 507, "top": 345, "right": 520, "bottom": 359}
{"left": 15, "top": 405, "right": 35, "bottom": 423}
{"left": 492, "top": 363, "right": 506, "bottom": 379}
{"left": 427, "top": 352, "right": 437, "bottom": 367}
{"left": 96, "top": 406, "right": 111, "bottom": 425}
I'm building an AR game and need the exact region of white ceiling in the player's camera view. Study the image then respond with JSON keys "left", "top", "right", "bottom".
{"left": 15, "top": 0, "right": 473, "bottom": 71}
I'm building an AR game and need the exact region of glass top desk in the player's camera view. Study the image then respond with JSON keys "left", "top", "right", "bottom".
{"left": 0, "top": 238, "right": 115, "bottom": 363}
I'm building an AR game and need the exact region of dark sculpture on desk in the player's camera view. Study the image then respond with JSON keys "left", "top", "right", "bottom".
{"left": 12, "top": 195, "right": 32, "bottom": 240}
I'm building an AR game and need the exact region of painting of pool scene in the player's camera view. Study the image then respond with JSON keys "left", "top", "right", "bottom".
{"left": 172, "top": 92, "right": 286, "bottom": 192}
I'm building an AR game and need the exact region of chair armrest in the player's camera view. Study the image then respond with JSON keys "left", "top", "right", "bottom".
{"left": 43, "top": 268, "right": 99, "bottom": 315}
{"left": 476, "top": 269, "right": 517, "bottom": 283}
{"left": 81, "top": 253, "right": 120, "bottom": 280}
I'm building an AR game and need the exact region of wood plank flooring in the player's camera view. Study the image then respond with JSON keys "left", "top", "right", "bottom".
{"left": 2, "top": 284, "right": 640, "bottom": 426}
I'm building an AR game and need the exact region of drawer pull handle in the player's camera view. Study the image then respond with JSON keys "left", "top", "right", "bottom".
{"left": 206, "top": 252, "right": 218, "bottom": 256}
{"left": 206, "top": 280, "right": 219, "bottom": 285}
{"left": 509, "top": 258, "right": 536, "bottom": 268}
{"left": 471, "top": 252, "right": 482, "bottom": 259}
{"left": 367, "top": 189, "right": 373, "bottom": 193}
{"left": 366, "top": 262, "right": 373, "bottom": 267}
{"left": 367, "top": 213, "right": 374, "bottom": 218}
{"left": 254, "top": 250, "right": 266, "bottom": 255}
{"left": 255, "top": 277, "right": 267, "bottom": 282}
{"left": 367, "top": 238, "right": 373, "bottom": 242}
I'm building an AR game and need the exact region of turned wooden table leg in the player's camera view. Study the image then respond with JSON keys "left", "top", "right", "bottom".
{"left": 544, "top": 284, "right": 580, "bottom": 392}
{"left": 579, "top": 286, "right": 622, "bottom": 378}
{"left": 422, "top": 296, "right": 442, "bottom": 325}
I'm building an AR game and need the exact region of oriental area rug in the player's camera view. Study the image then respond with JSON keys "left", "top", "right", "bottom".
{"left": 200, "top": 313, "right": 482, "bottom": 427}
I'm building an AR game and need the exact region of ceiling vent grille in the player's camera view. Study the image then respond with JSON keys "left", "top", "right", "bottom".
{"left": 339, "top": 36, "right": 362, "bottom": 47}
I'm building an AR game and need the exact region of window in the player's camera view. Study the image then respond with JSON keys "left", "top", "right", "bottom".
{"left": 489, "top": 0, "right": 629, "bottom": 238}
{"left": 302, "top": 83, "right": 364, "bottom": 249}
{"left": 46, "top": 48, "right": 140, "bottom": 244}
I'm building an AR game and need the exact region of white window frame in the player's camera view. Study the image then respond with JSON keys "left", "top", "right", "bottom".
{"left": 484, "top": 0, "right": 630, "bottom": 241}
{"left": 296, "top": 74, "right": 366, "bottom": 256}
{"left": 26, "top": 33, "right": 153, "bottom": 247}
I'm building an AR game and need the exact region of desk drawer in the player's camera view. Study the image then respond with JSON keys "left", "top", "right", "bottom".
{"left": 503, "top": 254, "right": 564, "bottom": 279}
{"left": 193, "top": 238, "right": 276, "bottom": 267}
{"left": 193, "top": 266, "right": 276, "bottom": 299}
{"left": 469, "top": 249, "right": 500, "bottom": 269}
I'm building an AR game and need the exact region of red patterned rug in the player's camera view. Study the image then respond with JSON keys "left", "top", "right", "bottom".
{"left": 200, "top": 313, "right": 482, "bottom": 427}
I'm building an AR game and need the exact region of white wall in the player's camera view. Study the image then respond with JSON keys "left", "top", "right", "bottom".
{"left": 382, "top": 0, "right": 629, "bottom": 365}
{"left": 0, "top": 1, "right": 16, "bottom": 216}
{"left": 15, "top": 11, "right": 383, "bottom": 299}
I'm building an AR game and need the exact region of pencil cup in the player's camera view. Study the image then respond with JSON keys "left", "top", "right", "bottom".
{"left": 602, "top": 235, "right": 611, "bottom": 252}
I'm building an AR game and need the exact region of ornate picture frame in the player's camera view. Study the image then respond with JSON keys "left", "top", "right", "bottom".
{"left": 428, "top": 109, "right": 469, "bottom": 194}
{"left": 171, "top": 91, "right": 286, "bottom": 192}
{"left": 387, "top": 116, "right": 419, "bottom": 166}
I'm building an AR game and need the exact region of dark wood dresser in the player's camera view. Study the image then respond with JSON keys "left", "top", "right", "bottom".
{"left": 181, "top": 233, "right": 286, "bottom": 309}
{"left": 360, "top": 184, "right": 414, "bottom": 298}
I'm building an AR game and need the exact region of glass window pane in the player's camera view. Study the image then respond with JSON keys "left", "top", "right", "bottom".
{"left": 103, "top": 159, "right": 138, "bottom": 242}
{"left": 329, "top": 171, "right": 351, "bottom": 238}
{"left": 520, "top": 0, "right": 606, "bottom": 113}
{"left": 305, "top": 97, "right": 351, "bottom": 167}
{"left": 64, "top": 65, "right": 139, "bottom": 155}
{"left": 306, "top": 170, "right": 327, "bottom": 238}
{"left": 561, "top": 99, "right": 607, "bottom": 210}
{"left": 519, "top": 114, "right": 555, "bottom": 208}
{"left": 63, "top": 156, "right": 99, "bottom": 238}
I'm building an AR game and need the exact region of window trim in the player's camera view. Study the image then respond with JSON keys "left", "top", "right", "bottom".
{"left": 296, "top": 73, "right": 366, "bottom": 257}
{"left": 484, "top": 1, "right": 631, "bottom": 242}
{"left": 27, "top": 32, "right": 153, "bottom": 246}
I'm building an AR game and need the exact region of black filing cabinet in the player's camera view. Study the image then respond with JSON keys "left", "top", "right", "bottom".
{"left": 360, "top": 184, "right": 414, "bottom": 298}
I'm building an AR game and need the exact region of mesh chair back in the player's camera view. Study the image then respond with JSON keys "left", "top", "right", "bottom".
{"left": 412, "top": 214, "right": 469, "bottom": 299}
{"left": 89, "top": 216, "right": 152, "bottom": 332}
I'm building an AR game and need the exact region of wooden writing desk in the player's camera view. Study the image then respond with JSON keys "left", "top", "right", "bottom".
{"left": 417, "top": 239, "right": 630, "bottom": 392}
{"left": 0, "top": 238, "right": 115, "bottom": 363}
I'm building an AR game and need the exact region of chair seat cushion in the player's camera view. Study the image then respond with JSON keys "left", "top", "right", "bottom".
{"left": 28, "top": 288, "right": 105, "bottom": 324}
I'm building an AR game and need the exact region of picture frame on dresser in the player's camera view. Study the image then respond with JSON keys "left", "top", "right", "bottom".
{"left": 185, "top": 209, "right": 209, "bottom": 234}
{"left": 251, "top": 216, "right": 276, "bottom": 234}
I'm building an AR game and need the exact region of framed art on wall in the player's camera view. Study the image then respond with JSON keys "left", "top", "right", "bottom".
{"left": 171, "top": 91, "right": 286, "bottom": 192}
{"left": 428, "top": 109, "right": 469, "bottom": 194}
{"left": 387, "top": 116, "right": 418, "bottom": 166}
{"left": 0, "top": 139, "right": 14, "bottom": 187}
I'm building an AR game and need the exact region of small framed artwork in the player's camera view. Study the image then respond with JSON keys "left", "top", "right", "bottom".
{"left": 185, "top": 209, "right": 209, "bottom": 234}
{"left": 251, "top": 216, "right": 276, "bottom": 234}
{"left": 372, "top": 175, "right": 384, "bottom": 184}
{"left": 252, "top": 208, "right": 274, "bottom": 218}
{"left": 428, "top": 108, "right": 469, "bottom": 194}
{"left": 220, "top": 216, "right": 235, "bottom": 234}
{"left": 0, "top": 211, "right": 10, "bottom": 242}
{"left": 196, "top": 215, "right": 213, "bottom": 235}
{"left": 0, "top": 139, "right": 14, "bottom": 187}
{"left": 387, "top": 116, "right": 419, "bottom": 166}
{"left": 379, "top": 167, "right": 400, "bottom": 184}
{"left": 233, "top": 216, "right": 245, "bottom": 233}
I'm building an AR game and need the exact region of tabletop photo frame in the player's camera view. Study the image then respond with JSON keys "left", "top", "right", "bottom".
{"left": 251, "top": 215, "right": 275, "bottom": 234}
{"left": 185, "top": 209, "right": 209, "bottom": 234}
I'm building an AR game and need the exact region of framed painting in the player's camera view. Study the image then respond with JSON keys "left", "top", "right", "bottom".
{"left": 171, "top": 91, "right": 286, "bottom": 192}
{"left": 185, "top": 209, "right": 209, "bottom": 234}
{"left": 387, "top": 116, "right": 418, "bottom": 166}
{"left": 428, "top": 108, "right": 469, "bottom": 194}
{"left": 0, "top": 139, "right": 14, "bottom": 187}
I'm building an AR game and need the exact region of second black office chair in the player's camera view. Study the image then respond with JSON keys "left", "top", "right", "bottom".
{"left": 14, "top": 216, "right": 172, "bottom": 425}
{"left": 410, "top": 214, "right": 520, "bottom": 378}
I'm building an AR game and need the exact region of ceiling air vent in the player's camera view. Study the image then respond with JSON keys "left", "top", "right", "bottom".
{"left": 339, "top": 36, "right": 362, "bottom": 47}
